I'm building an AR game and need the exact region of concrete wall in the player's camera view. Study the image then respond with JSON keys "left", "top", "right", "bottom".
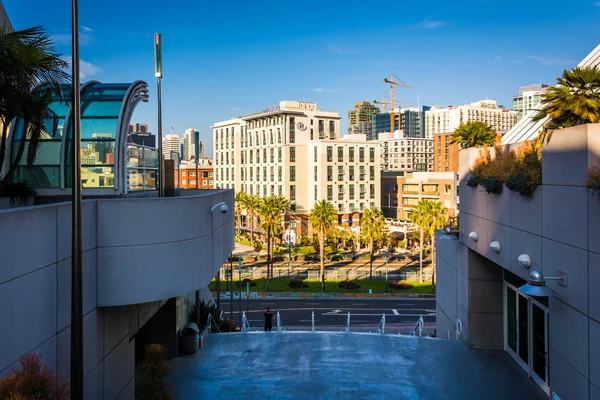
{"left": 437, "top": 124, "right": 600, "bottom": 399}
{"left": 0, "top": 190, "right": 234, "bottom": 398}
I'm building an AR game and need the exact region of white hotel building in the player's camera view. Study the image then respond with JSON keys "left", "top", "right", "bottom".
{"left": 212, "top": 101, "right": 380, "bottom": 230}
{"left": 375, "top": 131, "right": 434, "bottom": 172}
{"left": 425, "top": 99, "right": 518, "bottom": 138}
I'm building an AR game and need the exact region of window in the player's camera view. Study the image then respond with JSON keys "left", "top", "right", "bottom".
{"left": 338, "top": 147, "right": 343, "bottom": 162}
{"left": 359, "top": 166, "right": 365, "bottom": 181}
{"left": 263, "top": 148, "right": 267, "bottom": 163}
{"left": 278, "top": 166, "right": 282, "bottom": 181}
{"left": 314, "top": 185, "right": 318, "bottom": 201}
{"left": 359, "top": 147, "right": 365, "bottom": 162}
{"left": 270, "top": 166, "right": 274, "bottom": 181}
{"left": 338, "top": 185, "right": 344, "bottom": 200}
{"left": 250, "top": 167, "right": 253, "bottom": 181}
{"left": 338, "top": 166, "right": 344, "bottom": 181}
{"left": 290, "top": 117, "right": 296, "bottom": 143}
{"left": 384, "top": 184, "right": 389, "bottom": 193}
{"left": 370, "top": 184, "right": 375, "bottom": 199}
{"left": 290, "top": 185, "right": 296, "bottom": 200}
{"left": 445, "top": 184, "right": 452, "bottom": 194}
{"left": 182, "top": 179, "right": 186, "bottom": 185}
{"left": 327, "top": 185, "right": 333, "bottom": 201}
{"left": 349, "top": 184, "right": 355, "bottom": 200}
{"left": 291, "top": 203, "right": 296, "bottom": 212}
{"left": 202, "top": 180, "right": 207, "bottom": 185}
{"left": 278, "top": 147, "right": 282, "bottom": 162}
{"left": 369, "top": 148, "right": 375, "bottom": 162}
{"left": 327, "top": 166, "right": 333, "bottom": 181}
{"left": 329, "top": 121, "right": 335, "bottom": 139}
{"left": 369, "top": 166, "right": 375, "bottom": 180}
{"left": 360, "top": 184, "right": 365, "bottom": 199}
{"left": 314, "top": 147, "right": 318, "bottom": 162}
{"left": 189, "top": 180, "right": 197, "bottom": 185}
{"left": 314, "top": 166, "right": 318, "bottom": 181}
{"left": 270, "top": 148, "right": 274, "bottom": 163}
{"left": 290, "top": 147, "right": 296, "bottom": 162}
{"left": 349, "top": 203, "right": 355, "bottom": 211}
{"left": 182, "top": 171, "right": 187, "bottom": 176}
{"left": 290, "top": 166, "right": 296, "bottom": 181}
{"left": 327, "top": 146, "right": 333, "bottom": 162}
{"left": 349, "top": 147, "right": 354, "bottom": 162}
{"left": 349, "top": 166, "right": 355, "bottom": 181}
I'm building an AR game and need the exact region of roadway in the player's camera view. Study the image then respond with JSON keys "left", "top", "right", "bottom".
{"left": 217, "top": 298, "right": 436, "bottom": 331}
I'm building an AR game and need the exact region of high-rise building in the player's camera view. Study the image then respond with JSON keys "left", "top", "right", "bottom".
{"left": 212, "top": 101, "right": 380, "bottom": 234}
{"left": 182, "top": 128, "right": 203, "bottom": 161}
{"left": 433, "top": 133, "right": 459, "bottom": 172}
{"left": 129, "top": 123, "right": 149, "bottom": 134}
{"left": 425, "top": 100, "right": 518, "bottom": 138}
{"left": 0, "top": 0, "right": 12, "bottom": 30}
{"left": 512, "top": 84, "right": 549, "bottom": 120}
{"left": 348, "top": 101, "right": 379, "bottom": 139}
{"left": 375, "top": 132, "right": 434, "bottom": 172}
{"left": 372, "top": 110, "right": 401, "bottom": 140}
{"left": 401, "top": 106, "right": 430, "bottom": 138}
{"left": 128, "top": 123, "right": 156, "bottom": 148}
{"left": 162, "top": 134, "right": 180, "bottom": 160}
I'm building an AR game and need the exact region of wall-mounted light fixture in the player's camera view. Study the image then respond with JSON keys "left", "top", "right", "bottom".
{"left": 469, "top": 231, "right": 478, "bottom": 242}
{"left": 517, "top": 253, "right": 531, "bottom": 268}
{"left": 440, "top": 226, "right": 462, "bottom": 240}
{"left": 489, "top": 241, "right": 500, "bottom": 253}
{"left": 210, "top": 201, "right": 229, "bottom": 214}
{"left": 518, "top": 270, "right": 568, "bottom": 297}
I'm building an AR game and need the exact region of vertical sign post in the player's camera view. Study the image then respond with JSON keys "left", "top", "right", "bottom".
{"left": 154, "top": 33, "right": 164, "bottom": 197}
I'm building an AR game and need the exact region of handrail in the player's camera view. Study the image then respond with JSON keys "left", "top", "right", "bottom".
{"left": 207, "top": 313, "right": 221, "bottom": 333}
{"left": 311, "top": 311, "right": 315, "bottom": 332}
{"left": 345, "top": 312, "right": 351, "bottom": 333}
{"left": 410, "top": 316, "right": 424, "bottom": 336}
{"left": 242, "top": 311, "right": 251, "bottom": 332}
{"left": 376, "top": 313, "right": 386, "bottom": 334}
{"left": 277, "top": 311, "right": 283, "bottom": 332}
{"left": 445, "top": 318, "right": 463, "bottom": 340}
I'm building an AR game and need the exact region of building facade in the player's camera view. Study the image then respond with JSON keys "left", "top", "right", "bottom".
{"left": 512, "top": 84, "right": 549, "bottom": 120}
{"left": 162, "top": 134, "right": 180, "bottom": 160}
{"left": 425, "top": 100, "right": 518, "bottom": 138}
{"left": 402, "top": 106, "right": 430, "bottom": 138}
{"left": 348, "top": 101, "right": 379, "bottom": 138}
{"left": 212, "top": 101, "right": 380, "bottom": 230}
{"left": 372, "top": 110, "right": 400, "bottom": 140}
{"left": 181, "top": 128, "right": 203, "bottom": 161}
{"left": 375, "top": 132, "right": 434, "bottom": 172}
{"left": 381, "top": 171, "right": 457, "bottom": 220}
{"left": 433, "top": 133, "right": 459, "bottom": 172}
{"left": 178, "top": 159, "right": 214, "bottom": 189}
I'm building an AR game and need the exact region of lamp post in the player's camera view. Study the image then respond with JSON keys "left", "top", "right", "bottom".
{"left": 385, "top": 251, "right": 389, "bottom": 293}
{"left": 154, "top": 33, "right": 164, "bottom": 197}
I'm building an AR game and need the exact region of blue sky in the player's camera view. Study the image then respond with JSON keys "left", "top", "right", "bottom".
{"left": 5, "top": 0, "right": 600, "bottom": 156}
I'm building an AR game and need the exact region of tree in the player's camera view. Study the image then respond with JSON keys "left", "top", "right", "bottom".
{"left": 425, "top": 201, "right": 448, "bottom": 292}
{"left": 234, "top": 191, "right": 247, "bottom": 239}
{"left": 450, "top": 121, "right": 497, "bottom": 149}
{"left": 360, "top": 207, "right": 385, "bottom": 280}
{"left": 0, "top": 26, "right": 70, "bottom": 193}
{"left": 533, "top": 66, "right": 600, "bottom": 140}
{"left": 0, "top": 353, "right": 69, "bottom": 399}
{"left": 409, "top": 200, "right": 433, "bottom": 283}
{"left": 258, "top": 195, "right": 290, "bottom": 281}
{"left": 309, "top": 200, "right": 337, "bottom": 292}
{"left": 241, "top": 194, "right": 261, "bottom": 244}
{"left": 140, "top": 344, "right": 173, "bottom": 400}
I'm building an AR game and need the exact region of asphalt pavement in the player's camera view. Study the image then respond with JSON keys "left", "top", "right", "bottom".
{"left": 217, "top": 298, "right": 436, "bottom": 331}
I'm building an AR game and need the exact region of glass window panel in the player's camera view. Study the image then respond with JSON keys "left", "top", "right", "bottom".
{"left": 518, "top": 295, "right": 529, "bottom": 364}
{"left": 532, "top": 304, "right": 546, "bottom": 381}
{"left": 506, "top": 287, "right": 517, "bottom": 353}
{"left": 82, "top": 165, "right": 114, "bottom": 188}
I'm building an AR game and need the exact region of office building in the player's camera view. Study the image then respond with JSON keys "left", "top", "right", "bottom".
{"left": 375, "top": 131, "right": 434, "bottom": 172}
{"left": 381, "top": 171, "right": 457, "bottom": 219}
{"left": 402, "top": 106, "right": 430, "bottom": 138}
{"left": 348, "top": 101, "right": 379, "bottom": 138}
{"left": 372, "top": 110, "right": 400, "bottom": 140}
{"left": 127, "top": 123, "right": 156, "bottom": 148}
{"left": 212, "top": 101, "right": 380, "bottom": 235}
{"left": 425, "top": 100, "right": 518, "bottom": 138}
{"left": 433, "top": 133, "right": 459, "bottom": 172}
{"left": 512, "top": 84, "right": 549, "bottom": 120}
{"left": 182, "top": 128, "right": 204, "bottom": 161}
{"left": 162, "top": 134, "right": 180, "bottom": 160}
{"left": 178, "top": 159, "right": 214, "bottom": 189}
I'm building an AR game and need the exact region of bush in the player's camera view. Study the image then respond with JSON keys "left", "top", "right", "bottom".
{"left": 140, "top": 344, "right": 173, "bottom": 400}
{"left": 288, "top": 279, "right": 309, "bottom": 289}
{"left": 390, "top": 282, "right": 414, "bottom": 290}
{"left": 0, "top": 179, "right": 37, "bottom": 205}
{"left": 0, "top": 353, "right": 69, "bottom": 400}
{"left": 219, "top": 318, "right": 237, "bottom": 332}
{"left": 466, "top": 176, "right": 480, "bottom": 188}
{"left": 480, "top": 177, "right": 504, "bottom": 195}
{"left": 586, "top": 160, "right": 600, "bottom": 201}
{"left": 236, "top": 278, "right": 256, "bottom": 288}
{"left": 337, "top": 281, "right": 360, "bottom": 290}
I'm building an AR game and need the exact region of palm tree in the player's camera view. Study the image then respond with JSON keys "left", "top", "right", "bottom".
{"left": 258, "top": 195, "right": 290, "bottom": 281}
{"left": 241, "top": 194, "right": 262, "bottom": 244}
{"left": 0, "top": 26, "right": 70, "bottom": 192}
{"left": 425, "top": 201, "right": 448, "bottom": 292}
{"left": 234, "top": 191, "right": 247, "bottom": 239}
{"left": 409, "top": 200, "right": 433, "bottom": 283}
{"left": 360, "top": 207, "right": 385, "bottom": 280}
{"left": 309, "top": 200, "right": 336, "bottom": 292}
{"left": 450, "top": 121, "right": 497, "bottom": 149}
{"left": 533, "top": 66, "right": 600, "bottom": 139}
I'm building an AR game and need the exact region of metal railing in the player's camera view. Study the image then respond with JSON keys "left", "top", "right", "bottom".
{"left": 276, "top": 311, "right": 284, "bottom": 332}
{"left": 311, "top": 311, "right": 315, "bottom": 332}
{"left": 376, "top": 314, "right": 386, "bottom": 334}
{"left": 242, "top": 311, "right": 251, "bottom": 332}
{"left": 345, "top": 312, "right": 351, "bottom": 333}
{"left": 409, "top": 316, "right": 424, "bottom": 337}
{"left": 207, "top": 313, "right": 221, "bottom": 333}
{"left": 444, "top": 319, "right": 463, "bottom": 340}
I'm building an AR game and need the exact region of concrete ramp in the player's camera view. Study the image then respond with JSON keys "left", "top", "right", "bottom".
{"left": 169, "top": 332, "right": 546, "bottom": 400}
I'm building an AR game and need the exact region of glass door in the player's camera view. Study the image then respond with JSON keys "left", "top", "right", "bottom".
{"left": 531, "top": 300, "right": 549, "bottom": 394}
{"left": 504, "top": 284, "right": 528, "bottom": 370}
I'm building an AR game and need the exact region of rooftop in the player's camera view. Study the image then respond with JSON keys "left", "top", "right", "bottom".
{"left": 169, "top": 332, "right": 546, "bottom": 400}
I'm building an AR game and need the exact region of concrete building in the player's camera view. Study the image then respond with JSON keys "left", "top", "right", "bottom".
{"left": 375, "top": 131, "right": 434, "bottom": 172}
{"left": 162, "top": 134, "right": 180, "bottom": 160}
{"left": 178, "top": 159, "right": 214, "bottom": 189}
{"left": 212, "top": 101, "right": 380, "bottom": 234}
{"left": 127, "top": 123, "right": 156, "bottom": 148}
{"left": 512, "top": 84, "right": 549, "bottom": 120}
{"left": 181, "top": 128, "right": 203, "bottom": 161}
{"left": 372, "top": 110, "right": 400, "bottom": 140}
{"left": 381, "top": 171, "right": 457, "bottom": 220}
{"left": 433, "top": 133, "right": 459, "bottom": 173}
{"left": 436, "top": 122, "right": 600, "bottom": 399}
{"left": 347, "top": 101, "right": 379, "bottom": 138}
{"left": 425, "top": 100, "right": 518, "bottom": 138}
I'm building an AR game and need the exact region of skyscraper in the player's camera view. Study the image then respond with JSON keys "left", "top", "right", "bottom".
{"left": 182, "top": 128, "right": 203, "bottom": 161}
{"left": 348, "top": 101, "right": 379, "bottom": 139}
{"left": 128, "top": 123, "right": 156, "bottom": 148}
{"left": 162, "top": 134, "right": 180, "bottom": 160}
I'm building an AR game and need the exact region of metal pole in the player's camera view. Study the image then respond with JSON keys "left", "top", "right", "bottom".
{"left": 385, "top": 252, "right": 389, "bottom": 294}
{"left": 246, "top": 282, "right": 249, "bottom": 318}
{"left": 238, "top": 258, "right": 242, "bottom": 328}
{"left": 216, "top": 272, "right": 220, "bottom": 311}
{"left": 229, "top": 257, "right": 233, "bottom": 320}
{"left": 70, "top": 0, "right": 84, "bottom": 397}
{"left": 154, "top": 33, "right": 164, "bottom": 197}
{"left": 195, "top": 155, "right": 199, "bottom": 189}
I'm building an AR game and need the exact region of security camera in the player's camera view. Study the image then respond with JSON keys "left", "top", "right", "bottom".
{"left": 220, "top": 204, "right": 228, "bottom": 214}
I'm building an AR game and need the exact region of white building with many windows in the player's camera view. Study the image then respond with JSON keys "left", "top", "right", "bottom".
{"left": 425, "top": 100, "right": 518, "bottom": 138}
{"left": 212, "top": 101, "right": 380, "bottom": 229}
{"left": 512, "top": 84, "right": 549, "bottom": 120}
{"left": 374, "top": 131, "right": 434, "bottom": 172}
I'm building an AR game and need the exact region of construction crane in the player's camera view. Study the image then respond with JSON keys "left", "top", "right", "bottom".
{"left": 373, "top": 98, "right": 389, "bottom": 112}
{"left": 383, "top": 74, "right": 413, "bottom": 132}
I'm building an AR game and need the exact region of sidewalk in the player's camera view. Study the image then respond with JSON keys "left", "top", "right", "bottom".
{"left": 213, "top": 291, "right": 435, "bottom": 299}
